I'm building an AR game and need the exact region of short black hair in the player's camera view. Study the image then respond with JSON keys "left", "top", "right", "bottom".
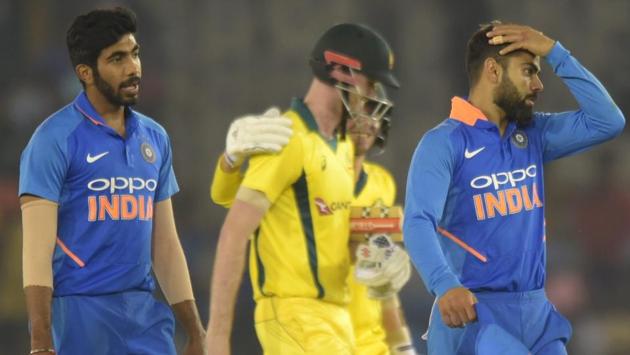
{"left": 66, "top": 6, "right": 137, "bottom": 69}
{"left": 465, "top": 20, "right": 510, "bottom": 87}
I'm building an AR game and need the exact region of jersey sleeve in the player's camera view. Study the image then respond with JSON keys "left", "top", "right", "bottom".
{"left": 209, "top": 156, "right": 243, "bottom": 208}
{"left": 403, "top": 127, "right": 462, "bottom": 297}
{"left": 155, "top": 134, "right": 179, "bottom": 201}
{"left": 19, "top": 126, "right": 69, "bottom": 203}
{"left": 538, "top": 42, "right": 625, "bottom": 163}
{"left": 241, "top": 132, "right": 304, "bottom": 204}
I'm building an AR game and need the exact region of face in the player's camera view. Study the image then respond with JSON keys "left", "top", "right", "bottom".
{"left": 493, "top": 52, "right": 543, "bottom": 126}
{"left": 345, "top": 74, "right": 390, "bottom": 156}
{"left": 92, "top": 33, "right": 142, "bottom": 107}
{"left": 347, "top": 114, "right": 380, "bottom": 156}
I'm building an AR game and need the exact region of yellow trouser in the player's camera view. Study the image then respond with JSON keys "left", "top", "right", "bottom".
{"left": 255, "top": 297, "right": 355, "bottom": 355}
{"left": 347, "top": 265, "right": 389, "bottom": 355}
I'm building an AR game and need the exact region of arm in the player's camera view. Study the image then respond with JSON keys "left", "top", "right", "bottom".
{"left": 539, "top": 41, "right": 625, "bottom": 161}
{"left": 210, "top": 107, "right": 292, "bottom": 207}
{"left": 209, "top": 155, "right": 243, "bottom": 208}
{"left": 487, "top": 24, "right": 625, "bottom": 161}
{"left": 382, "top": 297, "right": 416, "bottom": 355}
{"left": 21, "top": 195, "right": 58, "bottom": 354}
{"left": 152, "top": 198, "right": 205, "bottom": 354}
{"left": 206, "top": 191, "right": 267, "bottom": 355}
{"left": 403, "top": 129, "right": 477, "bottom": 327}
{"left": 403, "top": 130, "right": 460, "bottom": 297}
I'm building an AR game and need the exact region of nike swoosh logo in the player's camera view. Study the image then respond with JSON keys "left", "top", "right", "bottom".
{"left": 86, "top": 151, "right": 109, "bottom": 163}
{"left": 464, "top": 147, "right": 485, "bottom": 159}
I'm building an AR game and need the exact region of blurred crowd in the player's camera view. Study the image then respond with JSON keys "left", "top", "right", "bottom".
{"left": 1, "top": 0, "right": 629, "bottom": 353}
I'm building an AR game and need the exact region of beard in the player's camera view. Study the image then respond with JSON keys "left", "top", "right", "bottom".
{"left": 494, "top": 75, "right": 535, "bottom": 127}
{"left": 93, "top": 69, "right": 140, "bottom": 107}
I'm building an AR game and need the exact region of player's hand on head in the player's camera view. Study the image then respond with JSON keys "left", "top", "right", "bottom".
{"left": 354, "top": 234, "right": 412, "bottom": 299}
{"left": 224, "top": 106, "right": 293, "bottom": 168}
{"left": 487, "top": 24, "right": 555, "bottom": 57}
{"left": 437, "top": 287, "right": 478, "bottom": 328}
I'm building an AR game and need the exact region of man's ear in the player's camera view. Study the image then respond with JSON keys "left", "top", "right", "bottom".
{"left": 75, "top": 64, "right": 94, "bottom": 86}
{"left": 483, "top": 57, "right": 504, "bottom": 85}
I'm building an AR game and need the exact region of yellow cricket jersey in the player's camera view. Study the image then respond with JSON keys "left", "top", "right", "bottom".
{"left": 348, "top": 161, "right": 397, "bottom": 354}
{"left": 243, "top": 98, "right": 355, "bottom": 305}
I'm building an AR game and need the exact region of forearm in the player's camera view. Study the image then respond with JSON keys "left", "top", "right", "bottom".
{"left": 21, "top": 197, "right": 57, "bottom": 350}
{"left": 25, "top": 286, "right": 54, "bottom": 349}
{"left": 172, "top": 300, "right": 205, "bottom": 340}
{"left": 153, "top": 199, "right": 195, "bottom": 305}
{"left": 208, "top": 197, "right": 266, "bottom": 337}
{"left": 382, "top": 296, "right": 414, "bottom": 353}
{"left": 548, "top": 42, "right": 625, "bottom": 130}
{"left": 404, "top": 216, "right": 460, "bottom": 297}
{"left": 210, "top": 155, "right": 243, "bottom": 208}
{"left": 207, "top": 230, "right": 249, "bottom": 336}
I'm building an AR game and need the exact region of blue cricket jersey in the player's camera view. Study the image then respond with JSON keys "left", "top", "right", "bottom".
{"left": 19, "top": 92, "right": 179, "bottom": 297}
{"left": 403, "top": 42, "right": 625, "bottom": 298}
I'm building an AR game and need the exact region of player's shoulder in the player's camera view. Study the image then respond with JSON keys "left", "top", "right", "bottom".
{"left": 133, "top": 110, "right": 170, "bottom": 138}
{"left": 30, "top": 103, "right": 84, "bottom": 143}
{"left": 363, "top": 161, "right": 393, "bottom": 181}
{"left": 365, "top": 161, "right": 396, "bottom": 188}
{"left": 420, "top": 118, "right": 463, "bottom": 148}
{"left": 283, "top": 109, "right": 310, "bottom": 135}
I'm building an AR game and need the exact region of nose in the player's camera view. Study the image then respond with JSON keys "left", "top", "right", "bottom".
{"left": 126, "top": 56, "right": 141, "bottom": 77}
{"left": 531, "top": 74, "right": 543, "bottom": 93}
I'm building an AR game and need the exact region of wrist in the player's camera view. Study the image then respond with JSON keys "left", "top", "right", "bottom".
{"left": 30, "top": 327, "right": 53, "bottom": 349}
{"left": 222, "top": 152, "right": 241, "bottom": 171}
{"left": 186, "top": 326, "right": 206, "bottom": 342}
{"left": 29, "top": 349, "right": 55, "bottom": 355}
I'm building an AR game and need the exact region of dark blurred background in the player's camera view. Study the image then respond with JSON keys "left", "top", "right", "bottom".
{"left": 1, "top": 1, "right": 629, "bottom": 354}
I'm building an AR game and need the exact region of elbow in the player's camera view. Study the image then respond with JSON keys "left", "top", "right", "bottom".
{"left": 609, "top": 108, "right": 626, "bottom": 137}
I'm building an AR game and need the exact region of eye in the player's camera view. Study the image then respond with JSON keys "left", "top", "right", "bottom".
{"left": 132, "top": 50, "right": 140, "bottom": 59}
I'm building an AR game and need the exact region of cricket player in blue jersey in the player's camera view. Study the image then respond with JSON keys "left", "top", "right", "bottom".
{"left": 19, "top": 7, "right": 205, "bottom": 355}
{"left": 404, "top": 22, "right": 625, "bottom": 355}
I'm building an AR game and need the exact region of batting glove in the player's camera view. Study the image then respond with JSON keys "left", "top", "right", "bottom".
{"left": 224, "top": 106, "right": 292, "bottom": 168}
{"left": 355, "top": 234, "right": 411, "bottom": 299}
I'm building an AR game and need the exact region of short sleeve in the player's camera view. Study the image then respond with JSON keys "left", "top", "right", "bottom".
{"left": 155, "top": 134, "right": 179, "bottom": 201}
{"left": 19, "top": 127, "right": 69, "bottom": 202}
{"left": 241, "top": 132, "right": 304, "bottom": 204}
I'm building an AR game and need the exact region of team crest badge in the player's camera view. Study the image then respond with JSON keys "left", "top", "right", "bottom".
{"left": 141, "top": 142, "right": 156, "bottom": 163}
{"left": 511, "top": 130, "right": 528, "bottom": 149}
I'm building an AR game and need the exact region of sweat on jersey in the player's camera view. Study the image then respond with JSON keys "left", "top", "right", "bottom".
{"left": 19, "top": 92, "right": 179, "bottom": 296}
{"left": 403, "top": 42, "right": 625, "bottom": 298}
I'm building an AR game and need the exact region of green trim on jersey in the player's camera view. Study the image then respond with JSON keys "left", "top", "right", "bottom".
{"left": 354, "top": 168, "right": 368, "bottom": 197}
{"left": 291, "top": 98, "right": 337, "bottom": 151}
{"left": 253, "top": 228, "right": 269, "bottom": 296}
{"left": 293, "top": 171, "right": 325, "bottom": 299}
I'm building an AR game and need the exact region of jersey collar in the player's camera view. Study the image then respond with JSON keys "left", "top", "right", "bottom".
{"left": 449, "top": 96, "right": 489, "bottom": 127}
{"left": 73, "top": 91, "right": 139, "bottom": 136}
{"left": 290, "top": 97, "right": 338, "bottom": 150}
{"left": 354, "top": 167, "right": 368, "bottom": 197}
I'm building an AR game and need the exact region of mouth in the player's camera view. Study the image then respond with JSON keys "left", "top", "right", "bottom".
{"left": 120, "top": 78, "right": 141, "bottom": 95}
{"left": 524, "top": 95, "right": 537, "bottom": 107}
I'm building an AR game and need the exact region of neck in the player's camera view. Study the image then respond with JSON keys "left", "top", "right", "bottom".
{"left": 303, "top": 79, "right": 343, "bottom": 139}
{"left": 468, "top": 86, "right": 509, "bottom": 135}
{"left": 353, "top": 154, "right": 366, "bottom": 182}
{"left": 85, "top": 87, "right": 126, "bottom": 136}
